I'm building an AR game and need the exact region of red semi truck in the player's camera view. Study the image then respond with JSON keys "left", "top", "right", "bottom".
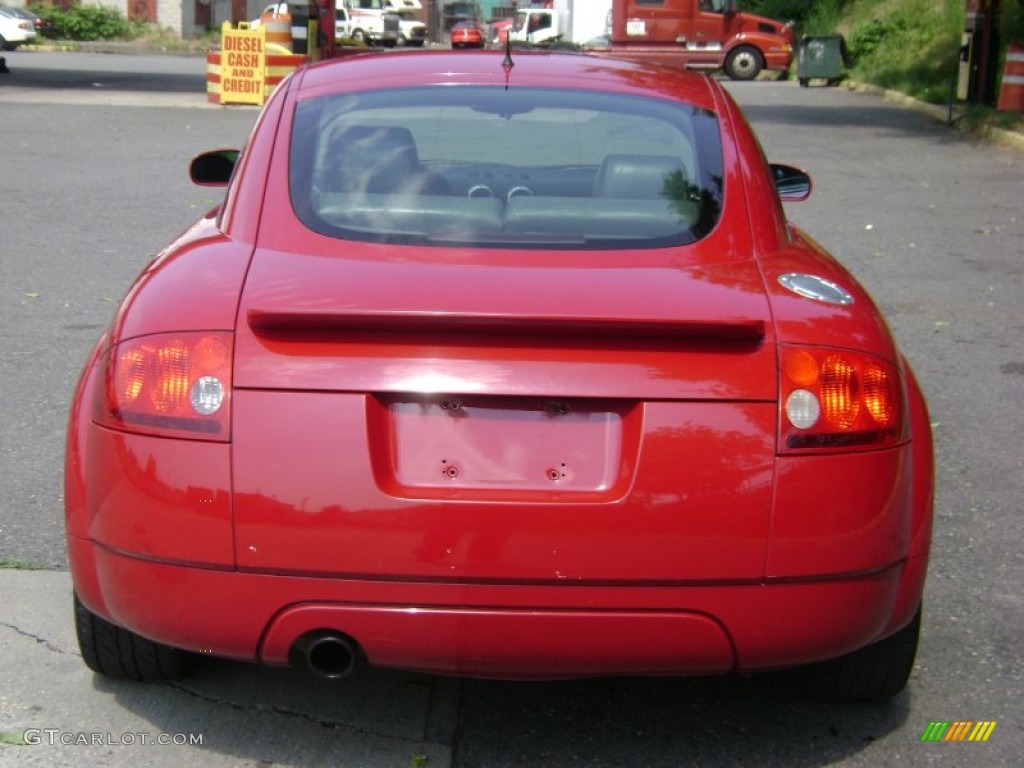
{"left": 504, "top": 0, "right": 793, "bottom": 81}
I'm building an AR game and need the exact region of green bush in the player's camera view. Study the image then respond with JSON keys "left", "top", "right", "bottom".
{"left": 35, "top": 4, "right": 133, "bottom": 41}
{"left": 824, "top": 0, "right": 962, "bottom": 104}
{"left": 847, "top": 16, "right": 909, "bottom": 61}
{"left": 1002, "top": 2, "right": 1024, "bottom": 44}
{"left": 736, "top": 0, "right": 814, "bottom": 24}
{"left": 737, "top": 0, "right": 854, "bottom": 34}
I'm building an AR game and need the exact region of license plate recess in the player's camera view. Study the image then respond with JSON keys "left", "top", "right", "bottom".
{"left": 372, "top": 395, "right": 638, "bottom": 498}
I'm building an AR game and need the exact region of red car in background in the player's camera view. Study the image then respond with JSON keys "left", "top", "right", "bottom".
{"left": 66, "top": 51, "right": 933, "bottom": 700}
{"left": 450, "top": 19, "right": 484, "bottom": 48}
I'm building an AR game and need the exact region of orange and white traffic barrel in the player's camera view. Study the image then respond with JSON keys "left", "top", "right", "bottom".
{"left": 997, "top": 43, "right": 1024, "bottom": 112}
{"left": 262, "top": 11, "right": 293, "bottom": 52}
{"left": 206, "top": 51, "right": 221, "bottom": 104}
{"left": 264, "top": 52, "right": 307, "bottom": 98}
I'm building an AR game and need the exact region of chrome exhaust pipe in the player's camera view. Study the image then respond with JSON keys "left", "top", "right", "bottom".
{"left": 291, "top": 631, "right": 359, "bottom": 680}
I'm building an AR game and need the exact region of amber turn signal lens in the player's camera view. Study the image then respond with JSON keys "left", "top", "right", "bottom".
{"left": 151, "top": 340, "right": 191, "bottom": 414}
{"left": 820, "top": 354, "right": 860, "bottom": 430}
{"left": 782, "top": 348, "right": 818, "bottom": 387}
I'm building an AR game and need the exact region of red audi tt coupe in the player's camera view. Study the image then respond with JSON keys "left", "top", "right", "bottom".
{"left": 66, "top": 50, "right": 933, "bottom": 700}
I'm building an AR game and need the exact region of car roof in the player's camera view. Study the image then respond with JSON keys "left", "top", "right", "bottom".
{"left": 1, "top": 5, "right": 33, "bottom": 16}
{"left": 294, "top": 51, "right": 719, "bottom": 112}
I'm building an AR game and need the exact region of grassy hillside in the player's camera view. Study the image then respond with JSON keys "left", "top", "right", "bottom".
{"left": 741, "top": 0, "right": 1024, "bottom": 114}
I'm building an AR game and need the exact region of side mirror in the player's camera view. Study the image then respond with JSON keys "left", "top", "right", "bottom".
{"left": 770, "top": 164, "right": 812, "bottom": 202}
{"left": 190, "top": 150, "right": 240, "bottom": 187}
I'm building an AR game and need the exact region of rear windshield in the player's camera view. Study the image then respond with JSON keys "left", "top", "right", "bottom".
{"left": 289, "top": 86, "right": 724, "bottom": 249}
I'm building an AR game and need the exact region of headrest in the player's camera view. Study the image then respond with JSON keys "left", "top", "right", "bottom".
{"left": 324, "top": 125, "right": 420, "bottom": 194}
{"left": 593, "top": 154, "right": 688, "bottom": 199}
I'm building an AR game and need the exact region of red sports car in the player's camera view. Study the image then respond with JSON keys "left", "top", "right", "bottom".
{"left": 450, "top": 19, "right": 484, "bottom": 49}
{"left": 66, "top": 51, "right": 933, "bottom": 700}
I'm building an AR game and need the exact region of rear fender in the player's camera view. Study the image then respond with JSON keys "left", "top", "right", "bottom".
{"left": 65, "top": 339, "right": 111, "bottom": 619}
{"left": 880, "top": 362, "right": 933, "bottom": 636}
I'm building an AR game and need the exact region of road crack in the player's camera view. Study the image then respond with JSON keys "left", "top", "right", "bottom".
{"left": 0, "top": 621, "right": 72, "bottom": 656}
{"left": 167, "top": 681, "right": 441, "bottom": 746}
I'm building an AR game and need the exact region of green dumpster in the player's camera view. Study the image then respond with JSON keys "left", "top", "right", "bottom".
{"left": 797, "top": 35, "right": 851, "bottom": 87}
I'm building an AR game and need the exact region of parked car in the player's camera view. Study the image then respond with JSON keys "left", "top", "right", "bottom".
{"left": 0, "top": 5, "right": 37, "bottom": 50}
{"left": 450, "top": 19, "right": 483, "bottom": 49}
{"left": 66, "top": 51, "right": 933, "bottom": 700}
{"left": 17, "top": 6, "right": 53, "bottom": 38}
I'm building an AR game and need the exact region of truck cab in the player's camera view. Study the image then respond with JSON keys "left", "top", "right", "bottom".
{"left": 334, "top": 4, "right": 352, "bottom": 39}
{"left": 508, "top": 6, "right": 560, "bottom": 46}
{"left": 384, "top": 0, "right": 427, "bottom": 46}
{"left": 609, "top": 0, "right": 793, "bottom": 80}
{"left": 343, "top": 0, "right": 400, "bottom": 46}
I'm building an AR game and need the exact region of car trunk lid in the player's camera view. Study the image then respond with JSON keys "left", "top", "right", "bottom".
{"left": 231, "top": 248, "right": 778, "bottom": 582}
{"left": 234, "top": 248, "right": 776, "bottom": 401}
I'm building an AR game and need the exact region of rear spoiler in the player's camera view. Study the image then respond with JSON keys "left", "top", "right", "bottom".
{"left": 247, "top": 309, "right": 766, "bottom": 343}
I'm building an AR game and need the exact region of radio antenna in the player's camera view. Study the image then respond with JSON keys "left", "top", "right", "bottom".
{"left": 502, "top": 34, "right": 514, "bottom": 77}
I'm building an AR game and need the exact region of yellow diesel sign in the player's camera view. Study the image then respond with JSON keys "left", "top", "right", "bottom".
{"left": 220, "top": 22, "right": 266, "bottom": 106}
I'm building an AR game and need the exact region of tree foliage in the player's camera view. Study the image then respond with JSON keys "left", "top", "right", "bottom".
{"left": 736, "top": 0, "right": 856, "bottom": 32}
{"left": 31, "top": 4, "right": 133, "bottom": 41}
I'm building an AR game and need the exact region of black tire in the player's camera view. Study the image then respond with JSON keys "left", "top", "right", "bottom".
{"left": 351, "top": 28, "right": 366, "bottom": 44}
{"left": 790, "top": 607, "right": 922, "bottom": 701}
{"left": 74, "top": 593, "right": 189, "bottom": 682}
{"left": 724, "top": 45, "right": 764, "bottom": 81}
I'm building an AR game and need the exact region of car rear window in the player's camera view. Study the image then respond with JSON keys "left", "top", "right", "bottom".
{"left": 289, "top": 86, "right": 724, "bottom": 249}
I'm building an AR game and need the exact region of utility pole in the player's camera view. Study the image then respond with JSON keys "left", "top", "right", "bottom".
{"left": 962, "top": 0, "right": 1001, "bottom": 104}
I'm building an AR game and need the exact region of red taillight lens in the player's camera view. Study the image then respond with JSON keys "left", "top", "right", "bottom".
{"left": 780, "top": 346, "right": 905, "bottom": 453}
{"left": 95, "top": 332, "right": 233, "bottom": 441}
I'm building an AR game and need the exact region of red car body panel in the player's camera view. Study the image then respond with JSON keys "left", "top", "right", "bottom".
{"left": 65, "top": 51, "right": 933, "bottom": 682}
{"left": 232, "top": 393, "right": 775, "bottom": 581}
{"left": 68, "top": 533, "right": 904, "bottom": 673}
{"left": 235, "top": 254, "right": 775, "bottom": 398}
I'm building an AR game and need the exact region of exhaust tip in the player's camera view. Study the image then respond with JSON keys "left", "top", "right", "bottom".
{"left": 290, "top": 630, "right": 360, "bottom": 680}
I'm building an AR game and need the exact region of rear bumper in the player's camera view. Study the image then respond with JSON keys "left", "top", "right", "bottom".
{"left": 4, "top": 32, "right": 35, "bottom": 45}
{"left": 70, "top": 535, "right": 921, "bottom": 679}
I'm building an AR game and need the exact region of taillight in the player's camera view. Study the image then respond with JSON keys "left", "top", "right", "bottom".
{"left": 779, "top": 346, "right": 905, "bottom": 453}
{"left": 95, "top": 332, "right": 232, "bottom": 441}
